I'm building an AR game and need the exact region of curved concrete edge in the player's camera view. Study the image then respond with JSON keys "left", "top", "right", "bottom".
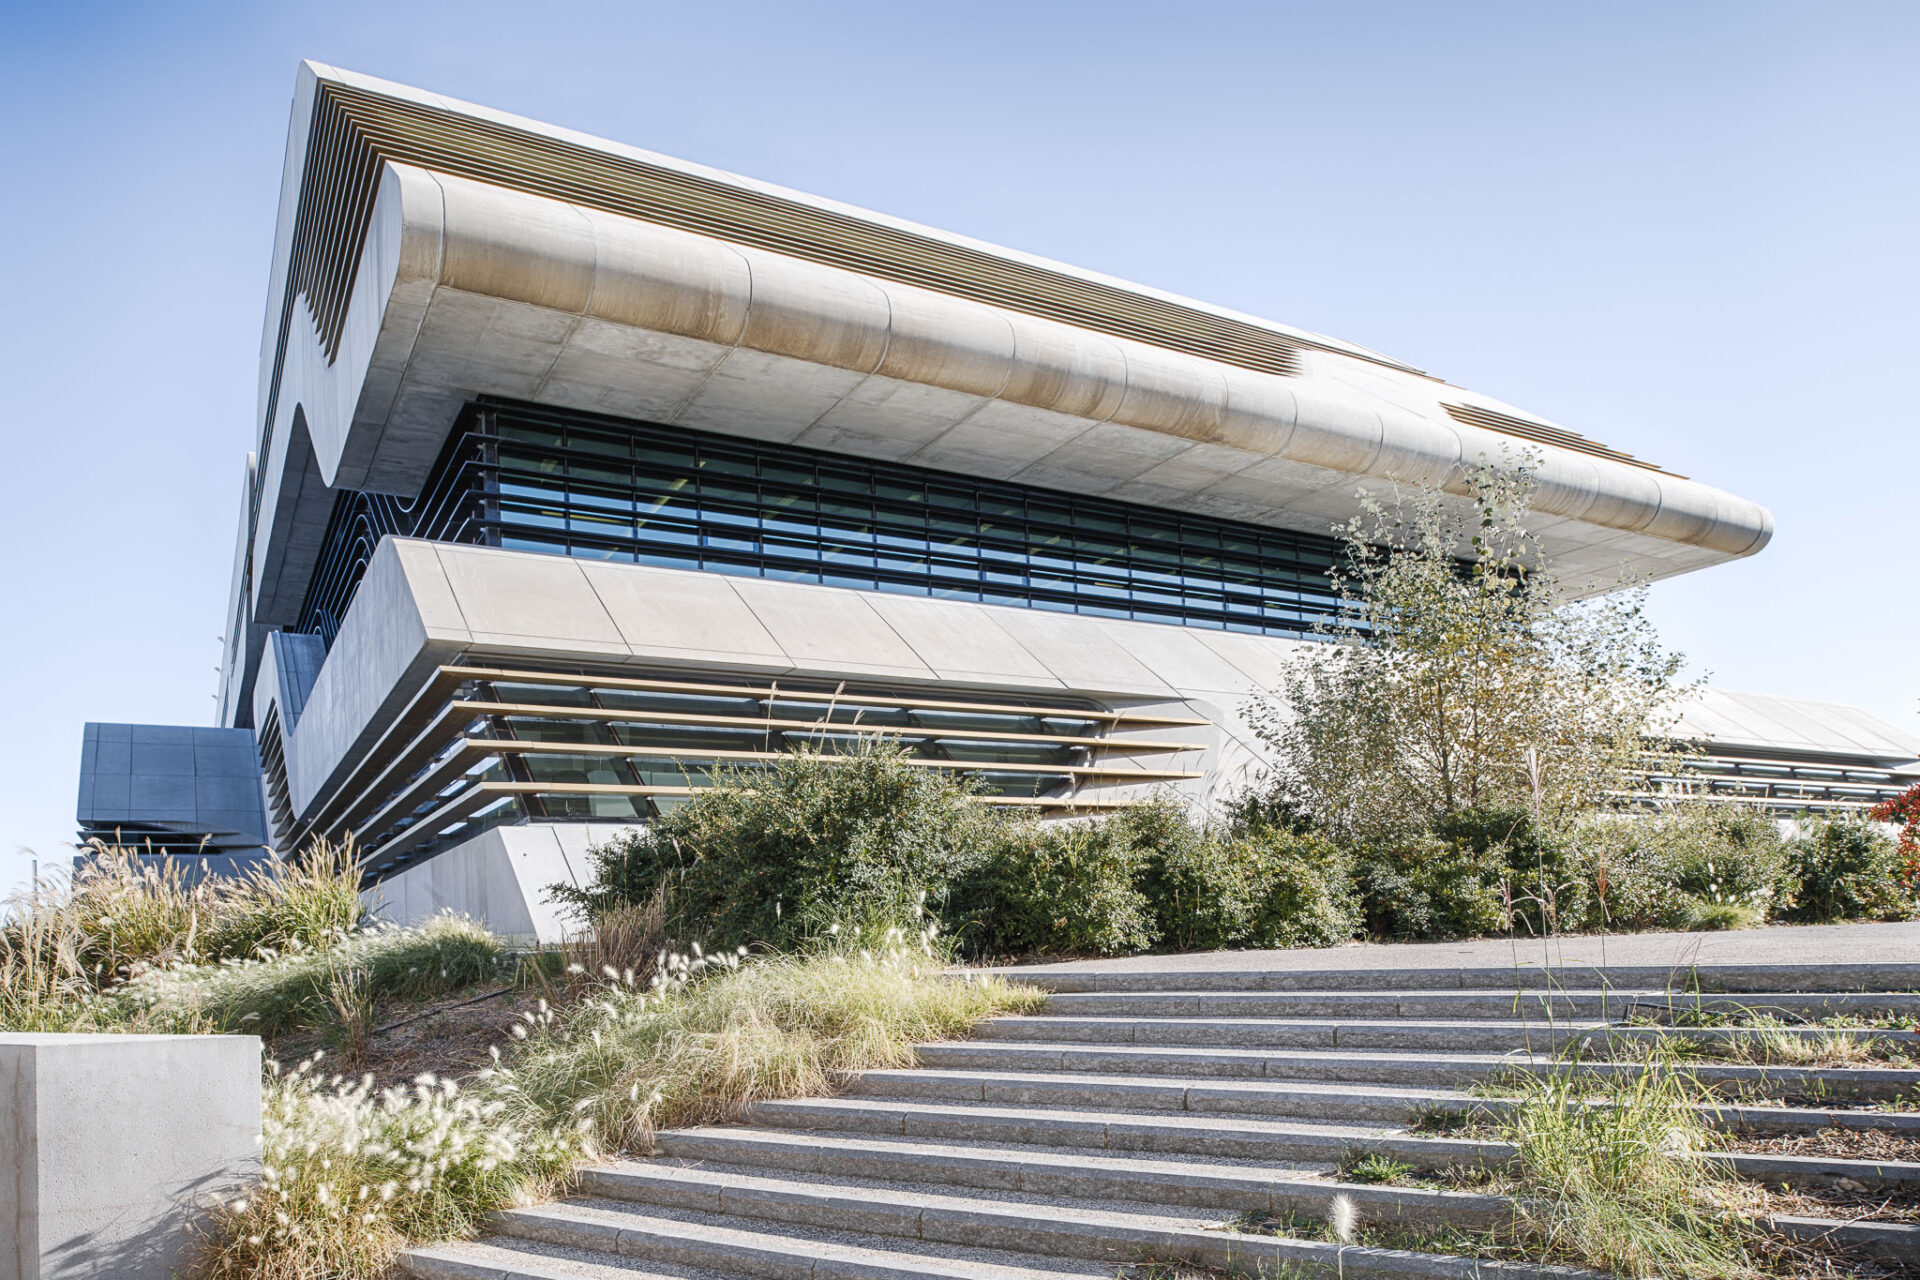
{"left": 1764, "top": 1214, "right": 1920, "bottom": 1264}
{"left": 247, "top": 151, "right": 1774, "bottom": 635}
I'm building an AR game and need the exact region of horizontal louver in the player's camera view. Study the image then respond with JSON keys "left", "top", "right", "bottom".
{"left": 1442, "top": 402, "right": 1677, "bottom": 476}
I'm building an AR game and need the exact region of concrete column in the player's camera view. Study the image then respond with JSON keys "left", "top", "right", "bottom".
{"left": 1, "top": 1034, "right": 261, "bottom": 1280}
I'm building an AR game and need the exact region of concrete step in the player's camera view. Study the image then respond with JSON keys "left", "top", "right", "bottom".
{"left": 977, "top": 1014, "right": 1608, "bottom": 1051}
{"left": 424, "top": 1206, "right": 1117, "bottom": 1280}
{"left": 747, "top": 1094, "right": 1508, "bottom": 1168}
{"left": 647, "top": 1127, "right": 1510, "bottom": 1226}
{"left": 592, "top": 1158, "right": 1920, "bottom": 1265}
{"left": 915, "top": 1039, "right": 1920, "bottom": 1100}
{"left": 1006, "top": 962, "right": 1920, "bottom": 995}
{"left": 1763, "top": 1214, "right": 1920, "bottom": 1267}
{"left": 488, "top": 1185, "right": 1592, "bottom": 1279}
{"left": 750, "top": 1094, "right": 1920, "bottom": 1192}
{"left": 404, "top": 1238, "right": 744, "bottom": 1280}
{"left": 855, "top": 1066, "right": 1920, "bottom": 1136}
{"left": 849, "top": 1066, "right": 1460, "bottom": 1122}
{"left": 1034, "top": 988, "right": 1920, "bottom": 1021}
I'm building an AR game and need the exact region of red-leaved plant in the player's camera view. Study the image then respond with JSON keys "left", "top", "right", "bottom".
{"left": 1869, "top": 782, "right": 1920, "bottom": 885}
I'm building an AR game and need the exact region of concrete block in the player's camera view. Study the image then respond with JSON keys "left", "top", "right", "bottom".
{"left": 0, "top": 1033, "right": 261, "bottom": 1280}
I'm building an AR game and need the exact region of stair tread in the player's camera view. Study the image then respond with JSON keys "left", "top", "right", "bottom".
{"left": 582, "top": 1161, "right": 1227, "bottom": 1229}
{"left": 751, "top": 1094, "right": 1489, "bottom": 1143}
{"left": 658, "top": 1123, "right": 1339, "bottom": 1174}
{"left": 926, "top": 1040, "right": 1920, "bottom": 1072}
{"left": 624, "top": 1139, "right": 1514, "bottom": 1214}
{"left": 661, "top": 1123, "right": 1348, "bottom": 1175}
{"left": 498, "top": 1197, "right": 1192, "bottom": 1277}
{"left": 859, "top": 1066, "right": 1468, "bottom": 1096}
{"left": 406, "top": 1237, "right": 739, "bottom": 1280}
{"left": 927, "top": 1041, "right": 1547, "bottom": 1064}
{"left": 496, "top": 1193, "right": 1586, "bottom": 1278}
{"left": 999, "top": 1015, "right": 1616, "bottom": 1028}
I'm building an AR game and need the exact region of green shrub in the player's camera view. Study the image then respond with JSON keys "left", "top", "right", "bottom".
{"left": 1140, "top": 806, "right": 1359, "bottom": 952}
{"left": 951, "top": 813, "right": 1159, "bottom": 957}
{"left": 1570, "top": 805, "right": 1790, "bottom": 931}
{"left": 1230, "top": 826, "right": 1362, "bottom": 949}
{"left": 1351, "top": 832, "right": 1507, "bottom": 940}
{"left": 1128, "top": 800, "right": 1236, "bottom": 951}
{"left": 554, "top": 745, "right": 996, "bottom": 951}
{"left": 1780, "top": 816, "right": 1916, "bottom": 923}
{"left": 1435, "top": 806, "right": 1589, "bottom": 935}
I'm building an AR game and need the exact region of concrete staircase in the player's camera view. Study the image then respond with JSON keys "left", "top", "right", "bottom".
{"left": 403, "top": 961, "right": 1920, "bottom": 1280}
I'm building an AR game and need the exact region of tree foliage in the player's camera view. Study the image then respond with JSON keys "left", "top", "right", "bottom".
{"left": 1249, "top": 459, "right": 1688, "bottom": 839}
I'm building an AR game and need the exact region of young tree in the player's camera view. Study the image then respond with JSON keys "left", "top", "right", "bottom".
{"left": 1248, "top": 458, "right": 1689, "bottom": 839}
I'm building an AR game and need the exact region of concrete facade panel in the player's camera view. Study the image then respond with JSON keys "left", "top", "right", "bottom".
{"left": 986, "top": 610, "right": 1178, "bottom": 696}
{"left": 577, "top": 560, "right": 789, "bottom": 668}
{"left": 725, "top": 578, "right": 933, "bottom": 678}
{"left": 431, "top": 545, "right": 625, "bottom": 652}
{"left": 862, "top": 594, "right": 1063, "bottom": 688}
{"left": 368, "top": 823, "right": 604, "bottom": 943}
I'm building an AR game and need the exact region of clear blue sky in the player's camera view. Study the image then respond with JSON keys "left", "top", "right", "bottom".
{"left": 4, "top": 1, "right": 1916, "bottom": 893}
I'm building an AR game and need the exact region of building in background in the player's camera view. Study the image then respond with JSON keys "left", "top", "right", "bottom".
{"left": 75, "top": 724, "right": 272, "bottom": 878}
{"left": 1650, "top": 688, "right": 1920, "bottom": 815}
{"left": 79, "top": 63, "right": 1902, "bottom": 940}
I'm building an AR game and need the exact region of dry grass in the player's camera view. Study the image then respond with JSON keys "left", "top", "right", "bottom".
{"left": 553, "top": 894, "right": 670, "bottom": 993}
{"left": 1494, "top": 1068, "right": 1765, "bottom": 1279}
{"left": 190, "top": 1057, "right": 578, "bottom": 1280}
{"left": 190, "top": 923, "right": 1039, "bottom": 1279}
{"left": 0, "top": 841, "right": 366, "bottom": 1032}
{"left": 487, "top": 924, "right": 1043, "bottom": 1153}
{"left": 1728, "top": 1126, "right": 1920, "bottom": 1165}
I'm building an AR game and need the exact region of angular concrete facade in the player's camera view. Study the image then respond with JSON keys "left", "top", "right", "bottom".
{"left": 86, "top": 63, "right": 1886, "bottom": 940}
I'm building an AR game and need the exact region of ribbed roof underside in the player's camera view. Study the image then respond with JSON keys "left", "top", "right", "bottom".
{"left": 1672, "top": 688, "right": 1920, "bottom": 763}
{"left": 1443, "top": 402, "right": 1676, "bottom": 476}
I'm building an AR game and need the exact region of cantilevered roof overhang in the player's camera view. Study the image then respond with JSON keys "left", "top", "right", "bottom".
{"left": 222, "top": 61, "right": 1774, "bottom": 725}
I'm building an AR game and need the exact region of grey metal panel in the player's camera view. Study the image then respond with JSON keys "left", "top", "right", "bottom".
{"left": 76, "top": 722, "right": 272, "bottom": 850}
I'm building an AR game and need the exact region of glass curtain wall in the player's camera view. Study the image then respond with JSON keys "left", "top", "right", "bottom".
{"left": 298, "top": 398, "right": 1350, "bottom": 640}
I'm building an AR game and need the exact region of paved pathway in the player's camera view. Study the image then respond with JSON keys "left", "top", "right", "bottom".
{"left": 994, "top": 920, "right": 1920, "bottom": 976}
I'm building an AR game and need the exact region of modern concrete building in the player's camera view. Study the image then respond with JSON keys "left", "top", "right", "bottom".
{"left": 1653, "top": 688, "right": 1920, "bottom": 815}
{"left": 70, "top": 63, "right": 1904, "bottom": 937}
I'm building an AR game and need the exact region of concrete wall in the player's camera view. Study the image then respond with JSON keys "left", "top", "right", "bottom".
{"left": 0, "top": 1034, "right": 261, "bottom": 1280}
{"left": 366, "top": 822, "right": 628, "bottom": 943}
